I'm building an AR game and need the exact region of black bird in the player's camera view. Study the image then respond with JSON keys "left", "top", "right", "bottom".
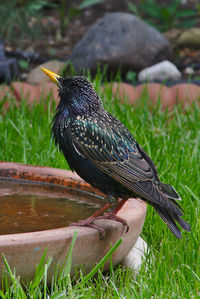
{"left": 41, "top": 67, "right": 191, "bottom": 239}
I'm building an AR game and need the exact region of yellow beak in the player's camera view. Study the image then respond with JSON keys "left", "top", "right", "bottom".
{"left": 41, "top": 67, "right": 61, "bottom": 85}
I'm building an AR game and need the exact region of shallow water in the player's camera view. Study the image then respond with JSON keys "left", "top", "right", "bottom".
{"left": 0, "top": 179, "right": 105, "bottom": 235}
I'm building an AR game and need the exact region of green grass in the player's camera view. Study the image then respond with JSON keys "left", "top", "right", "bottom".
{"left": 0, "top": 75, "right": 199, "bottom": 298}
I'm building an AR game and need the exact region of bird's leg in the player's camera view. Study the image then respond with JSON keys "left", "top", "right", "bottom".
{"left": 69, "top": 202, "right": 112, "bottom": 239}
{"left": 95, "top": 198, "right": 129, "bottom": 232}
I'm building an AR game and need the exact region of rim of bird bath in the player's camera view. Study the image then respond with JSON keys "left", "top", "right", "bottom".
{"left": 0, "top": 161, "right": 147, "bottom": 283}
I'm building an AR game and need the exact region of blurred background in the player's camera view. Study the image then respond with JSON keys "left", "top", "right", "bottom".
{"left": 0, "top": 0, "right": 200, "bottom": 84}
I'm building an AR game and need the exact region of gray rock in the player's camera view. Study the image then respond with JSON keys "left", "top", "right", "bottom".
{"left": 68, "top": 12, "right": 172, "bottom": 75}
{"left": 120, "top": 237, "right": 148, "bottom": 271}
{"left": 177, "top": 28, "right": 200, "bottom": 48}
{"left": 0, "top": 38, "right": 18, "bottom": 82}
{"left": 184, "top": 67, "right": 194, "bottom": 75}
{"left": 138, "top": 60, "right": 181, "bottom": 82}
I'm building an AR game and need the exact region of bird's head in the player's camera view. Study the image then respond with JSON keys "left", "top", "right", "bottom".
{"left": 41, "top": 67, "right": 102, "bottom": 115}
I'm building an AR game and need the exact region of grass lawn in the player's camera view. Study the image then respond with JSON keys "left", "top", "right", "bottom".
{"left": 0, "top": 75, "right": 199, "bottom": 298}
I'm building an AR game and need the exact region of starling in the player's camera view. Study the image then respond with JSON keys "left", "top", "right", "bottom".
{"left": 41, "top": 67, "right": 191, "bottom": 239}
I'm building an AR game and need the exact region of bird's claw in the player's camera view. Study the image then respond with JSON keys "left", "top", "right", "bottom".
{"left": 96, "top": 213, "right": 129, "bottom": 233}
{"left": 69, "top": 219, "right": 105, "bottom": 239}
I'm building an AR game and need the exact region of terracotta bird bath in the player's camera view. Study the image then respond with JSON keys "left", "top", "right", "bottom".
{"left": 0, "top": 162, "right": 146, "bottom": 283}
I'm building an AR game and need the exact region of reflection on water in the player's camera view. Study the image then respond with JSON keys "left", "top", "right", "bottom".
{"left": 0, "top": 179, "right": 105, "bottom": 235}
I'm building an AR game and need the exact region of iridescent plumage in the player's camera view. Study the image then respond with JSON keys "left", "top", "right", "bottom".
{"left": 51, "top": 75, "right": 190, "bottom": 238}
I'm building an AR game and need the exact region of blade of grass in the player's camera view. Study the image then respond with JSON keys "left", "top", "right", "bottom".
{"left": 79, "top": 237, "right": 123, "bottom": 286}
{"left": 43, "top": 263, "right": 48, "bottom": 299}
{"left": 49, "top": 290, "right": 66, "bottom": 299}
{"left": 8, "top": 118, "right": 21, "bottom": 135}
{"left": 59, "top": 230, "right": 78, "bottom": 280}
{"left": 182, "top": 264, "right": 200, "bottom": 283}
{"left": 2, "top": 253, "right": 27, "bottom": 298}
{"left": 141, "top": 128, "right": 151, "bottom": 157}
{"left": 181, "top": 184, "right": 199, "bottom": 202}
{"left": 29, "top": 248, "right": 53, "bottom": 291}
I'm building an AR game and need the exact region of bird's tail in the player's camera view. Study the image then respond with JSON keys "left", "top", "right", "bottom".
{"left": 153, "top": 182, "right": 191, "bottom": 239}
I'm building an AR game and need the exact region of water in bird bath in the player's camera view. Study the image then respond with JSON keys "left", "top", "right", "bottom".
{"left": 0, "top": 179, "right": 105, "bottom": 235}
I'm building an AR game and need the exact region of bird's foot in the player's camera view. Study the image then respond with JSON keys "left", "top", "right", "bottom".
{"left": 69, "top": 202, "right": 113, "bottom": 239}
{"left": 69, "top": 217, "right": 105, "bottom": 239}
{"left": 96, "top": 213, "right": 129, "bottom": 233}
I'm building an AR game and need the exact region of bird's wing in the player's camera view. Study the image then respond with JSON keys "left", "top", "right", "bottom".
{"left": 70, "top": 113, "right": 186, "bottom": 212}
{"left": 70, "top": 112, "right": 157, "bottom": 188}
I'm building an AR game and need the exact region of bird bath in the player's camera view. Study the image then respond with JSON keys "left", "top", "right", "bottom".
{"left": 0, "top": 161, "right": 146, "bottom": 283}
